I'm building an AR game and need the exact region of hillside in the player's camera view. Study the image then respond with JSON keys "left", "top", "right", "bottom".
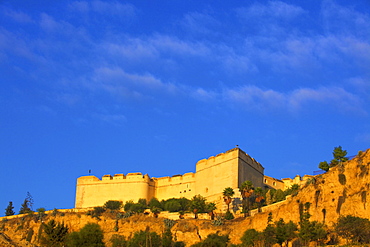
{"left": 0, "top": 148, "right": 369, "bottom": 246}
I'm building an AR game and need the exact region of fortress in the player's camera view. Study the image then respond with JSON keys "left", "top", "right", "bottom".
{"left": 75, "top": 147, "right": 291, "bottom": 210}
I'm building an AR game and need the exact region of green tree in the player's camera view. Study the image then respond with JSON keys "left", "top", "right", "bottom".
{"left": 110, "top": 234, "right": 127, "bottom": 247}
{"left": 284, "top": 184, "right": 299, "bottom": 197}
{"left": 263, "top": 213, "right": 277, "bottom": 247}
{"left": 240, "top": 229, "right": 262, "bottom": 247}
{"left": 335, "top": 215, "right": 370, "bottom": 244}
{"left": 272, "top": 189, "right": 285, "bottom": 203}
{"left": 104, "top": 200, "right": 122, "bottom": 211}
{"left": 190, "top": 195, "right": 207, "bottom": 219}
{"left": 164, "top": 199, "right": 182, "bottom": 212}
{"left": 239, "top": 180, "right": 254, "bottom": 217}
{"left": 275, "top": 218, "right": 297, "bottom": 246}
{"left": 127, "top": 230, "right": 161, "bottom": 247}
{"left": 124, "top": 200, "right": 147, "bottom": 213}
{"left": 298, "top": 202, "right": 326, "bottom": 245}
{"left": 37, "top": 207, "right": 46, "bottom": 220}
{"left": 191, "top": 233, "right": 229, "bottom": 247}
{"left": 39, "top": 219, "right": 69, "bottom": 247}
{"left": 319, "top": 146, "right": 348, "bottom": 171}
{"left": 148, "top": 198, "right": 163, "bottom": 211}
{"left": 222, "top": 187, "right": 235, "bottom": 212}
{"left": 318, "top": 161, "right": 330, "bottom": 172}
{"left": 5, "top": 201, "right": 15, "bottom": 216}
{"left": 162, "top": 228, "right": 173, "bottom": 247}
{"left": 19, "top": 199, "right": 32, "bottom": 214}
{"left": 67, "top": 223, "right": 105, "bottom": 247}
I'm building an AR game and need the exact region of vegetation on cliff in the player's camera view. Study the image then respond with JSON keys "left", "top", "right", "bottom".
{"left": 319, "top": 146, "right": 348, "bottom": 172}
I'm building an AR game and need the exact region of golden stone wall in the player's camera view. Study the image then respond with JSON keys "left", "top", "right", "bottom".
{"left": 74, "top": 148, "right": 265, "bottom": 209}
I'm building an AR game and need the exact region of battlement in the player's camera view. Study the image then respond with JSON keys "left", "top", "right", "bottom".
{"left": 75, "top": 147, "right": 267, "bottom": 209}
{"left": 77, "top": 172, "right": 153, "bottom": 184}
{"left": 153, "top": 172, "right": 195, "bottom": 183}
{"left": 196, "top": 148, "right": 264, "bottom": 173}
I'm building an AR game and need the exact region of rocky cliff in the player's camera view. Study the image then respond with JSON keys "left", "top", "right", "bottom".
{"left": 1, "top": 148, "right": 369, "bottom": 246}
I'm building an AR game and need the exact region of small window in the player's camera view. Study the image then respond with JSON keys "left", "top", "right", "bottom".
{"left": 273, "top": 182, "right": 276, "bottom": 186}
{"left": 264, "top": 179, "right": 267, "bottom": 183}
{"left": 205, "top": 188, "right": 208, "bottom": 193}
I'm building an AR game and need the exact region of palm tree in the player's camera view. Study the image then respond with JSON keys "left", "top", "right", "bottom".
{"left": 239, "top": 180, "right": 254, "bottom": 217}
{"left": 206, "top": 202, "right": 217, "bottom": 220}
{"left": 254, "top": 187, "right": 265, "bottom": 213}
{"left": 223, "top": 187, "right": 235, "bottom": 212}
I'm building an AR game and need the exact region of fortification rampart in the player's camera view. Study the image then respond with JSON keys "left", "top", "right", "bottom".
{"left": 154, "top": 173, "right": 196, "bottom": 200}
{"left": 75, "top": 147, "right": 267, "bottom": 209}
{"left": 75, "top": 173, "right": 155, "bottom": 208}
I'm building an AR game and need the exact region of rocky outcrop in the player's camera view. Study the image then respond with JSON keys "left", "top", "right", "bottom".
{"left": 1, "top": 149, "right": 369, "bottom": 246}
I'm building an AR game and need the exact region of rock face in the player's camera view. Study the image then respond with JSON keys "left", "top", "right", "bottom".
{"left": 1, "top": 149, "right": 369, "bottom": 246}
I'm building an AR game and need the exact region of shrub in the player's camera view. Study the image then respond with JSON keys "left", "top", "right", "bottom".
{"left": 240, "top": 229, "right": 262, "bottom": 247}
{"left": 39, "top": 220, "right": 69, "bottom": 247}
{"left": 164, "top": 200, "right": 182, "bottom": 212}
{"left": 87, "top": 206, "right": 106, "bottom": 219}
{"left": 127, "top": 230, "right": 161, "bottom": 247}
{"left": 110, "top": 234, "right": 127, "bottom": 247}
{"left": 191, "top": 233, "right": 229, "bottom": 247}
{"left": 104, "top": 200, "right": 123, "bottom": 211}
{"left": 335, "top": 215, "right": 370, "bottom": 244}
{"left": 224, "top": 210, "right": 234, "bottom": 220}
{"left": 66, "top": 223, "right": 104, "bottom": 247}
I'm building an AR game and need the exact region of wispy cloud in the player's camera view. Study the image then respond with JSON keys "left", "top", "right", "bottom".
{"left": 69, "top": 0, "right": 136, "bottom": 17}
{"left": 238, "top": 1, "right": 305, "bottom": 20}
{"left": 91, "top": 67, "right": 180, "bottom": 100}
{"left": 195, "top": 85, "right": 366, "bottom": 115}
{"left": 3, "top": 8, "right": 33, "bottom": 23}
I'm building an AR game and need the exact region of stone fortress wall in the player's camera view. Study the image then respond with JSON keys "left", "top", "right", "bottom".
{"left": 75, "top": 147, "right": 285, "bottom": 210}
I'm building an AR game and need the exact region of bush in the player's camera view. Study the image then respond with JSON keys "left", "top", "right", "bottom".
{"left": 191, "top": 233, "right": 229, "bottom": 247}
{"left": 224, "top": 210, "right": 234, "bottom": 220}
{"left": 240, "top": 229, "right": 262, "bottom": 247}
{"left": 86, "top": 206, "right": 106, "bottom": 219}
{"left": 335, "top": 215, "right": 370, "bottom": 244}
{"left": 164, "top": 200, "right": 182, "bottom": 212}
{"left": 104, "top": 200, "right": 123, "bottom": 210}
{"left": 110, "top": 234, "right": 127, "bottom": 247}
{"left": 127, "top": 230, "right": 161, "bottom": 247}
{"left": 66, "top": 223, "right": 105, "bottom": 247}
{"left": 39, "top": 220, "right": 69, "bottom": 247}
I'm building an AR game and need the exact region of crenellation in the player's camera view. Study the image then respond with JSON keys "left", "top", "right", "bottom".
{"left": 113, "top": 174, "right": 125, "bottom": 179}
{"left": 102, "top": 175, "right": 113, "bottom": 180}
{"left": 75, "top": 147, "right": 271, "bottom": 209}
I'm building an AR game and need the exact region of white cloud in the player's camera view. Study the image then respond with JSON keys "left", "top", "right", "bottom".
{"left": 150, "top": 35, "right": 210, "bottom": 57}
{"left": 4, "top": 9, "right": 33, "bottom": 23}
{"left": 69, "top": 0, "right": 136, "bottom": 17}
{"left": 181, "top": 12, "right": 221, "bottom": 35}
{"left": 103, "top": 38, "right": 158, "bottom": 61}
{"left": 223, "top": 86, "right": 285, "bottom": 111}
{"left": 237, "top": 1, "right": 305, "bottom": 20}
{"left": 91, "top": 0, "right": 135, "bottom": 16}
{"left": 93, "top": 113, "right": 127, "bottom": 126}
{"left": 91, "top": 67, "right": 180, "bottom": 100}
{"left": 193, "top": 85, "right": 366, "bottom": 115}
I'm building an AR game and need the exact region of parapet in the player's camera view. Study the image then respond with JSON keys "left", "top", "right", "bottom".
{"left": 77, "top": 172, "right": 154, "bottom": 184}
{"left": 196, "top": 147, "right": 264, "bottom": 172}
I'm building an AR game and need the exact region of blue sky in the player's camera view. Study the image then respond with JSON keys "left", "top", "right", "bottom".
{"left": 1, "top": 0, "right": 369, "bottom": 214}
